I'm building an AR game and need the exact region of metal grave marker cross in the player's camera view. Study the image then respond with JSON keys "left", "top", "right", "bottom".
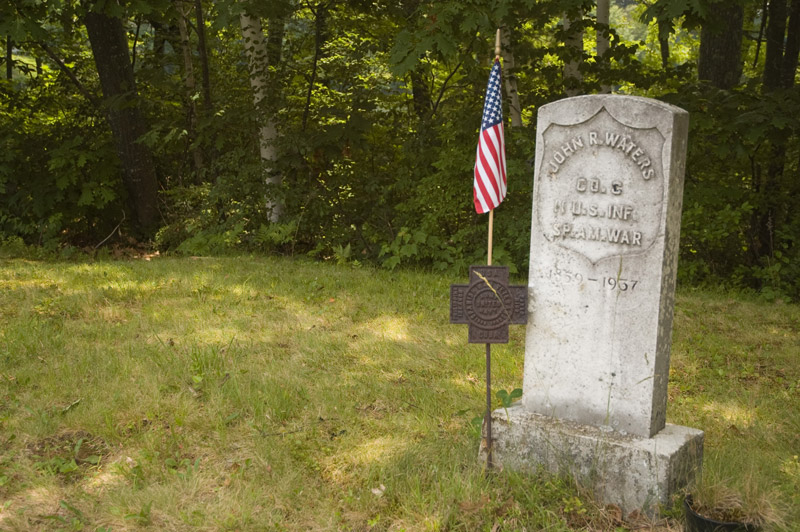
{"left": 450, "top": 266, "right": 527, "bottom": 343}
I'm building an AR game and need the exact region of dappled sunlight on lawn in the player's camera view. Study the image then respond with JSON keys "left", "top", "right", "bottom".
{"left": 701, "top": 400, "right": 755, "bottom": 428}
{"left": 323, "top": 435, "right": 410, "bottom": 484}
{"left": 448, "top": 373, "right": 485, "bottom": 395}
{"left": 183, "top": 325, "right": 246, "bottom": 346}
{"left": 5, "top": 258, "right": 797, "bottom": 527}
{"left": 357, "top": 315, "right": 412, "bottom": 342}
{"left": 83, "top": 457, "right": 128, "bottom": 495}
{"left": 142, "top": 309, "right": 250, "bottom": 348}
{"left": 779, "top": 455, "right": 799, "bottom": 484}
{"left": 276, "top": 298, "right": 332, "bottom": 330}
{"left": 0, "top": 486, "right": 60, "bottom": 528}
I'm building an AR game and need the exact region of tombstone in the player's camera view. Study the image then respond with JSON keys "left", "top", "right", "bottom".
{"left": 485, "top": 95, "right": 703, "bottom": 516}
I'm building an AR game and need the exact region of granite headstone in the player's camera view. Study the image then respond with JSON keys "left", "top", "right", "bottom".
{"left": 486, "top": 95, "right": 704, "bottom": 516}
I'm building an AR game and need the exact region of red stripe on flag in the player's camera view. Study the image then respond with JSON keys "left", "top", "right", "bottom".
{"left": 474, "top": 124, "right": 505, "bottom": 213}
{"left": 473, "top": 59, "right": 507, "bottom": 214}
{"left": 474, "top": 147, "right": 494, "bottom": 213}
{"left": 484, "top": 127, "right": 504, "bottom": 193}
{"left": 479, "top": 133, "right": 501, "bottom": 200}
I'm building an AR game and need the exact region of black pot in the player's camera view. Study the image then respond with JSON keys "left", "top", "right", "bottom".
{"left": 684, "top": 496, "right": 760, "bottom": 532}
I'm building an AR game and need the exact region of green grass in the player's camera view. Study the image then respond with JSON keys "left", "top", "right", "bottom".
{"left": 0, "top": 256, "right": 798, "bottom": 531}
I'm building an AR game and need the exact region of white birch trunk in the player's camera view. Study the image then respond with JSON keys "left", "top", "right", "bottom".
{"left": 501, "top": 27, "right": 523, "bottom": 128}
{"left": 240, "top": 13, "right": 282, "bottom": 221}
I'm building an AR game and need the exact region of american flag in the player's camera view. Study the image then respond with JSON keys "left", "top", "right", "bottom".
{"left": 473, "top": 58, "right": 507, "bottom": 214}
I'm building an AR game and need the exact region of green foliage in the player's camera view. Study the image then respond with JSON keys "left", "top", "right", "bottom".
{"left": 2, "top": 0, "right": 799, "bottom": 300}
{"left": 662, "top": 83, "right": 800, "bottom": 299}
{"left": 496, "top": 388, "right": 523, "bottom": 409}
{"left": 496, "top": 387, "right": 523, "bottom": 421}
{"left": 1, "top": 73, "right": 124, "bottom": 247}
{"left": 124, "top": 501, "right": 153, "bottom": 525}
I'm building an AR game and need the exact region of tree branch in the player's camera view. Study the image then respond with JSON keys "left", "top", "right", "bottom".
{"left": 303, "top": 2, "right": 328, "bottom": 131}
{"left": 430, "top": 59, "right": 463, "bottom": 118}
{"left": 37, "top": 42, "right": 99, "bottom": 106}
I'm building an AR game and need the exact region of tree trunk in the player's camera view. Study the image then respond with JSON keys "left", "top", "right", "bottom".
{"left": 409, "top": 65, "right": 432, "bottom": 121}
{"left": 698, "top": 2, "right": 744, "bottom": 89}
{"left": 563, "top": 12, "right": 583, "bottom": 96}
{"left": 763, "top": 0, "right": 788, "bottom": 90}
{"left": 596, "top": 0, "right": 611, "bottom": 93}
{"left": 500, "top": 27, "right": 523, "bottom": 126}
{"left": 177, "top": 1, "right": 204, "bottom": 180}
{"left": 5, "top": 37, "right": 11, "bottom": 80}
{"left": 750, "top": 0, "right": 800, "bottom": 267}
{"left": 240, "top": 13, "right": 282, "bottom": 222}
{"left": 194, "top": 0, "right": 212, "bottom": 115}
{"left": 84, "top": 9, "right": 160, "bottom": 237}
{"left": 658, "top": 19, "right": 671, "bottom": 69}
{"left": 302, "top": 4, "right": 328, "bottom": 131}
{"left": 753, "top": 0, "right": 769, "bottom": 68}
{"left": 782, "top": 0, "right": 800, "bottom": 87}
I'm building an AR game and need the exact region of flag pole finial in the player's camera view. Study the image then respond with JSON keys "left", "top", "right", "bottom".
{"left": 495, "top": 28, "right": 501, "bottom": 58}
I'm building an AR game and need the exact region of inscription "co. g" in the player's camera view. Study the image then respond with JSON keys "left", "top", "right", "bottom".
{"left": 576, "top": 177, "right": 623, "bottom": 195}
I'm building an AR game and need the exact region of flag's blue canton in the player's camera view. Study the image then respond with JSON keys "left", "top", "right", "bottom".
{"left": 481, "top": 61, "right": 503, "bottom": 130}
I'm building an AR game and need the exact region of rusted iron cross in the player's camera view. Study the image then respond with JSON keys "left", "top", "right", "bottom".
{"left": 450, "top": 265, "right": 527, "bottom": 469}
{"left": 450, "top": 266, "right": 527, "bottom": 343}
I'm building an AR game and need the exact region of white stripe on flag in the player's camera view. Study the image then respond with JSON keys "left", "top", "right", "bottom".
{"left": 475, "top": 151, "right": 500, "bottom": 206}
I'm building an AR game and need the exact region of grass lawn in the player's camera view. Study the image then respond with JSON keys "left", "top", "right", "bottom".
{"left": 0, "top": 256, "right": 798, "bottom": 531}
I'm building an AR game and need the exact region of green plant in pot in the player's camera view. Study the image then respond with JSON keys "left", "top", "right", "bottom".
{"left": 684, "top": 481, "right": 784, "bottom": 532}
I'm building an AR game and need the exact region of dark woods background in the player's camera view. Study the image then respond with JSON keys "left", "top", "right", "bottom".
{"left": 1, "top": 0, "right": 799, "bottom": 299}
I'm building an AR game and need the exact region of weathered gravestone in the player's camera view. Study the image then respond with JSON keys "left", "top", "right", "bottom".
{"left": 485, "top": 95, "right": 703, "bottom": 515}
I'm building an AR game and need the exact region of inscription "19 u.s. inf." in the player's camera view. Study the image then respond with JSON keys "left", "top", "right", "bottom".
{"left": 551, "top": 176, "right": 642, "bottom": 246}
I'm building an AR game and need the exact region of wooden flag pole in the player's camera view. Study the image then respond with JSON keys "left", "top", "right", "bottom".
{"left": 487, "top": 28, "right": 501, "bottom": 268}
{"left": 483, "top": 27, "right": 503, "bottom": 471}
{"left": 487, "top": 210, "right": 494, "bottom": 266}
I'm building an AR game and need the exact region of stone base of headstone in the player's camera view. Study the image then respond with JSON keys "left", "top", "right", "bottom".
{"left": 482, "top": 404, "right": 703, "bottom": 517}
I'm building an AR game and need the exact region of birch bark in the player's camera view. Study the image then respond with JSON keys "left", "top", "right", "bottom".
{"left": 240, "top": 13, "right": 282, "bottom": 221}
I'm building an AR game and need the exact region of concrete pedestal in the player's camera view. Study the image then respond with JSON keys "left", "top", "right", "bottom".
{"left": 482, "top": 404, "right": 703, "bottom": 516}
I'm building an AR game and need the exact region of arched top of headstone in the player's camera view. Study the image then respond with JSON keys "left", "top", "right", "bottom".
{"left": 537, "top": 94, "right": 688, "bottom": 134}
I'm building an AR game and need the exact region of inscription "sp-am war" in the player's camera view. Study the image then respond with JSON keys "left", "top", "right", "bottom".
{"left": 546, "top": 131, "right": 656, "bottom": 180}
{"left": 551, "top": 223, "right": 643, "bottom": 246}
